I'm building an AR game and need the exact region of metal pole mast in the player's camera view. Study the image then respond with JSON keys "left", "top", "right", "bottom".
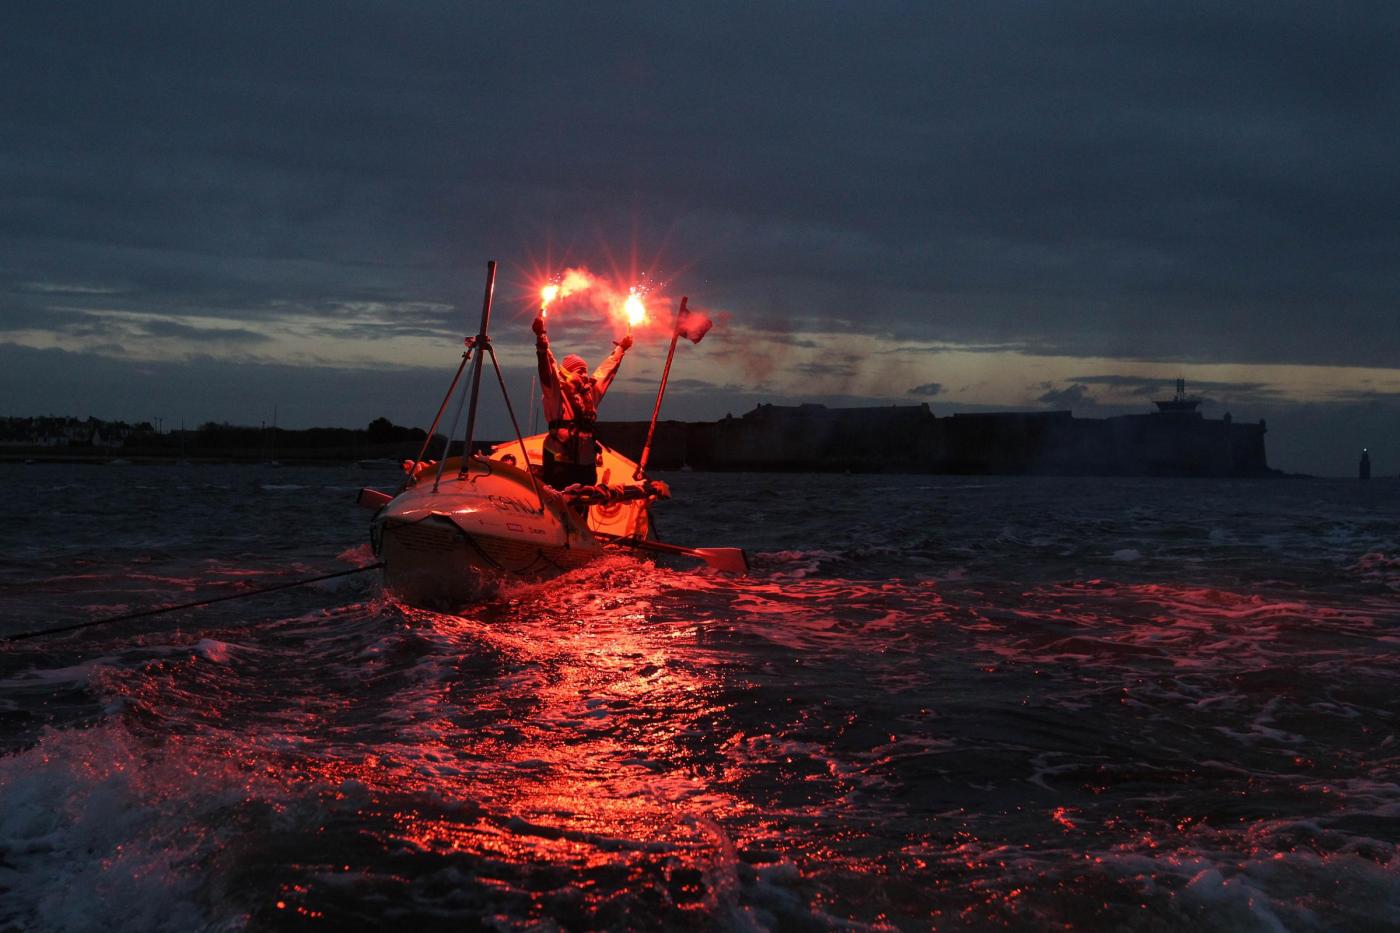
{"left": 458, "top": 260, "right": 497, "bottom": 477}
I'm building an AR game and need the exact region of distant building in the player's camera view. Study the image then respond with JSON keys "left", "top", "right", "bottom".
{"left": 595, "top": 385, "right": 1275, "bottom": 476}
{"left": 1153, "top": 378, "right": 1201, "bottom": 415}
{"left": 1, "top": 415, "right": 141, "bottom": 450}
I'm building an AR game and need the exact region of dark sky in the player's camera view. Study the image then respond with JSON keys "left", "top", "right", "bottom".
{"left": 3, "top": 2, "right": 1398, "bottom": 474}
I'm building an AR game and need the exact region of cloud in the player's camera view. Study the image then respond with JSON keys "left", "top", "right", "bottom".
{"left": 613, "top": 374, "right": 740, "bottom": 394}
{"left": 879, "top": 342, "right": 1028, "bottom": 356}
{"left": 1037, "top": 383, "right": 1093, "bottom": 409}
{"left": 3, "top": 1, "right": 1400, "bottom": 452}
{"left": 907, "top": 382, "right": 944, "bottom": 397}
{"left": 20, "top": 281, "right": 129, "bottom": 295}
{"left": 1327, "top": 388, "right": 1400, "bottom": 404}
{"left": 135, "top": 319, "right": 272, "bottom": 343}
{"left": 660, "top": 377, "right": 735, "bottom": 392}
{"left": 753, "top": 333, "right": 825, "bottom": 350}
{"left": 2, "top": 4, "right": 1396, "bottom": 370}
{"left": 1064, "top": 374, "right": 1289, "bottom": 404}
{"left": 792, "top": 361, "right": 858, "bottom": 380}
{"left": 3, "top": 340, "right": 1397, "bottom": 476}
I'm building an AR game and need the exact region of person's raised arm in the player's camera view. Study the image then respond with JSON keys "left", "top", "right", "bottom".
{"left": 591, "top": 334, "right": 632, "bottom": 403}
{"left": 533, "top": 315, "right": 566, "bottom": 425}
{"left": 533, "top": 316, "right": 560, "bottom": 390}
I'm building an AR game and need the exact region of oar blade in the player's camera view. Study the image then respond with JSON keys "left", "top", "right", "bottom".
{"left": 593, "top": 531, "right": 748, "bottom": 576}
{"left": 694, "top": 547, "right": 749, "bottom": 576}
{"left": 357, "top": 487, "right": 393, "bottom": 510}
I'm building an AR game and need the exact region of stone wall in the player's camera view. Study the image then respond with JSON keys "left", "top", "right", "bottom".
{"left": 594, "top": 404, "right": 1273, "bottom": 476}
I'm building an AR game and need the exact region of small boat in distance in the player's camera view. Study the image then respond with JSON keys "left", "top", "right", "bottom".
{"left": 355, "top": 457, "right": 405, "bottom": 471}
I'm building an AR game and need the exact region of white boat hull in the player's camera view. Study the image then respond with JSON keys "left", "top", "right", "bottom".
{"left": 372, "top": 454, "right": 601, "bottom": 608}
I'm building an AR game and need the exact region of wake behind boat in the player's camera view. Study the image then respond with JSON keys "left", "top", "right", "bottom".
{"left": 358, "top": 261, "right": 743, "bottom": 609}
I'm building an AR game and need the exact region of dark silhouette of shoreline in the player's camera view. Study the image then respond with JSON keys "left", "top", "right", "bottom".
{"left": 594, "top": 401, "right": 1279, "bottom": 478}
{"left": 3, "top": 395, "right": 1285, "bottom": 477}
{"left": 0, "top": 416, "right": 435, "bottom": 465}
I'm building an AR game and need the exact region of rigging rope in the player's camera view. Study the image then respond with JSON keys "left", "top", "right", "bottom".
{"left": 3, "top": 563, "right": 384, "bottom": 643}
{"left": 487, "top": 343, "right": 547, "bottom": 514}
{"left": 435, "top": 337, "right": 477, "bottom": 492}
{"left": 404, "top": 345, "right": 472, "bottom": 492}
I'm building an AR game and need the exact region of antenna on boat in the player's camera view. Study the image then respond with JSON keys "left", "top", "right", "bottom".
{"left": 459, "top": 260, "right": 496, "bottom": 467}
{"left": 417, "top": 261, "right": 545, "bottom": 510}
{"left": 455, "top": 262, "right": 547, "bottom": 509}
{"left": 431, "top": 261, "right": 496, "bottom": 492}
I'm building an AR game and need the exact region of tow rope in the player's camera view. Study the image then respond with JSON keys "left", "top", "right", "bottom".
{"left": 3, "top": 563, "right": 384, "bottom": 643}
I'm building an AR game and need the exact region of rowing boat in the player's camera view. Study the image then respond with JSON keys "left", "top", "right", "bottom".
{"left": 361, "top": 439, "right": 655, "bottom": 607}
{"left": 356, "top": 261, "right": 744, "bottom": 609}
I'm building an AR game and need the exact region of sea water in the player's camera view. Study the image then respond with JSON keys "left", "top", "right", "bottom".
{"left": 1, "top": 464, "right": 1397, "bottom": 931}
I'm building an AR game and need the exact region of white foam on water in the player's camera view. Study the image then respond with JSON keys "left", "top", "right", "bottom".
{"left": 0, "top": 723, "right": 249, "bottom": 932}
{"left": 1085, "top": 843, "right": 1400, "bottom": 932}
{"left": 754, "top": 549, "right": 844, "bottom": 579}
{"left": 192, "top": 638, "right": 237, "bottom": 663}
{"left": 335, "top": 542, "right": 377, "bottom": 566}
{"left": 1181, "top": 866, "right": 1289, "bottom": 932}
{"left": 1351, "top": 551, "right": 1400, "bottom": 591}
{"left": 0, "top": 660, "right": 107, "bottom": 690}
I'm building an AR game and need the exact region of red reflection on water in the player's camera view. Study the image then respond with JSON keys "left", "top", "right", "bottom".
{"left": 293, "top": 589, "right": 741, "bottom": 893}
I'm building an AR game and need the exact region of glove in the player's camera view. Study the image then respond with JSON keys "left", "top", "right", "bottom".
{"left": 615, "top": 334, "right": 633, "bottom": 351}
{"left": 532, "top": 315, "right": 546, "bottom": 336}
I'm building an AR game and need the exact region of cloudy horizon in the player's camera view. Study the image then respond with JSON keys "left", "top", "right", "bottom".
{"left": 4, "top": 3, "right": 1398, "bottom": 475}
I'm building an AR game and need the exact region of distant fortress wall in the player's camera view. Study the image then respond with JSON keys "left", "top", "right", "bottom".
{"left": 694, "top": 403, "right": 939, "bottom": 472}
{"left": 594, "top": 401, "right": 1272, "bottom": 476}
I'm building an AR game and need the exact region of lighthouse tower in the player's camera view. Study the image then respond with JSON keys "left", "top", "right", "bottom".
{"left": 1153, "top": 378, "right": 1202, "bottom": 416}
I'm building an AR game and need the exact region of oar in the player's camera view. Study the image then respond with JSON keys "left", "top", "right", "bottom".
{"left": 594, "top": 531, "right": 749, "bottom": 575}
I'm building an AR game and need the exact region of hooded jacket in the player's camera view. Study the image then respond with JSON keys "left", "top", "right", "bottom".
{"left": 536, "top": 331, "right": 626, "bottom": 463}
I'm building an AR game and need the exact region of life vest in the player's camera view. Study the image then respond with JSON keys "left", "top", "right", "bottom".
{"left": 536, "top": 337, "right": 625, "bottom": 468}
{"left": 544, "top": 375, "right": 599, "bottom": 465}
{"left": 547, "top": 420, "right": 598, "bottom": 465}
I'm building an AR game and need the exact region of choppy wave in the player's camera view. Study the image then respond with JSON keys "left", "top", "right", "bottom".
{"left": 2, "top": 465, "right": 1398, "bottom": 930}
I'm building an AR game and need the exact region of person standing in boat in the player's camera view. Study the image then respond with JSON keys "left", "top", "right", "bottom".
{"left": 532, "top": 314, "right": 632, "bottom": 490}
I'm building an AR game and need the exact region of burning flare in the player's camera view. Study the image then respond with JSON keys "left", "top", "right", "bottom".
{"left": 537, "top": 267, "right": 655, "bottom": 338}
{"left": 623, "top": 288, "right": 647, "bottom": 329}
{"left": 538, "top": 268, "right": 596, "bottom": 317}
